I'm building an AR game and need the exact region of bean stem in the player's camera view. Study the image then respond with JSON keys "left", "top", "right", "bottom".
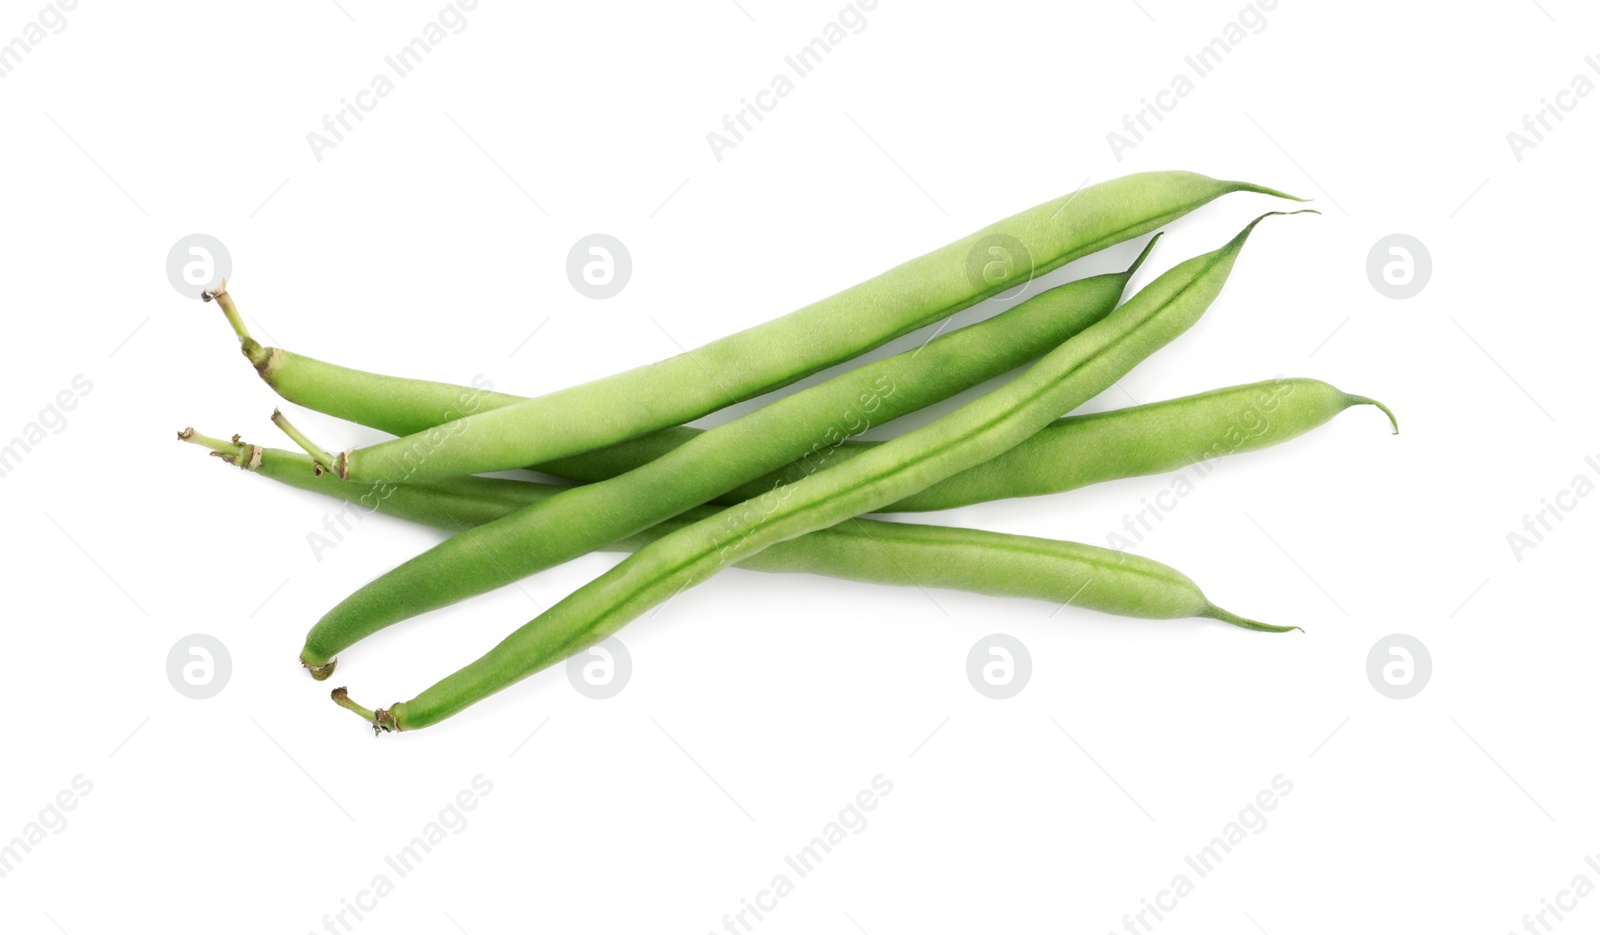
{"left": 270, "top": 409, "right": 338, "bottom": 475}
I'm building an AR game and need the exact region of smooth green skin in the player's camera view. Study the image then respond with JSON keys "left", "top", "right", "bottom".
{"left": 545, "top": 378, "right": 1397, "bottom": 511}
{"left": 243, "top": 340, "right": 522, "bottom": 437}
{"left": 203, "top": 443, "right": 1278, "bottom": 636}
{"left": 375, "top": 213, "right": 1302, "bottom": 731}
{"left": 248, "top": 337, "right": 1393, "bottom": 513}
{"left": 336, "top": 172, "right": 1300, "bottom": 482}
{"left": 301, "top": 255, "right": 1151, "bottom": 668}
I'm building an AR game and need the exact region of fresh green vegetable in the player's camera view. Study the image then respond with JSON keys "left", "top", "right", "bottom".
{"left": 545, "top": 377, "right": 1397, "bottom": 511}
{"left": 297, "top": 247, "right": 1156, "bottom": 674}
{"left": 336, "top": 212, "right": 1310, "bottom": 732}
{"left": 201, "top": 285, "right": 1396, "bottom": 510}
{"left": 180, "top": 432, "right": 1294, "bottom": 634}
{"left": 307, "top": 173, "right": 1300, "bottom": 482}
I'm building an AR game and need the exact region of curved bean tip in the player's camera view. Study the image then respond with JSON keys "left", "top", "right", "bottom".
{"left": 1123, "top": 233, "right": 1162, "bottom": 278}
{"left": 1229, "top": 180, "right": 1311, "bottom": 203}
{"left": 1204, "top": 605, "right": 1301, "bottom": 634}
{"left": 1364, "top": 398, "right": 1399, "bottom": 435}
{"left": 1224, "top": 209, "right": 1319, "bottom": 254}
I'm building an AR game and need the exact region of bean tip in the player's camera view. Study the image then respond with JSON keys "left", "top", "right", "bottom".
{"left": 1348, "top": 395, "right": 1399, "bottom": 434}
{"left": 1123, "top": 233, "right": 1162, "bottom": 278}
{"left": 1234, "top": 181, "right": 1312, "bottom": 203}
{"left": 1203, "top": 604, "right": 1301, "bottom": 634}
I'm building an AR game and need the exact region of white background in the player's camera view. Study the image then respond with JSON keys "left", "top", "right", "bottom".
{"left": 1, "top": 1, "right": 1596, "bottom": 933}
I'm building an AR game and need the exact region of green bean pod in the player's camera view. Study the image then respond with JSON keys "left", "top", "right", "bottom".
{"left": 300, "top": 249, "right": 1156, "bottom": 672}
{"left": 181, "top": 434, "right": 1291, "bottom": 664}
{"left": 325, "top": 173, "right": 1299, "bottom": 482}
{"left": 204, "top": 310, "right": 1393, "bottom": 514}
{"left": 348, "top": 211, "right": 1309, "bottom": 732}
{"left": 544, "top": 378, "right": 1397, "bottom": 510}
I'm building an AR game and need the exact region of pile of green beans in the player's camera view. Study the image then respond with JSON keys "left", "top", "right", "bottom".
{"left": 178, "top": 170, "right": 1397, "bottom": 734}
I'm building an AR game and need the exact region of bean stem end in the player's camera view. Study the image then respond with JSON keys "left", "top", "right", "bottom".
{"left": 331, "top": 687, "right": 399, "bottom": 735}
{"left": 304, "top": 658, "right": 338, "bottom": 681}
{"left": 271, "top": 409, "right": 338, "bottom": 475}
{"left": 177, "top": 427, "right": 262, "bottom": 470}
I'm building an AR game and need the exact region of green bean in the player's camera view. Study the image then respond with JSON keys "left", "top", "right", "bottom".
{"left": 299, "top": 247, "right": 1156, "bottom": 674}
{"left": 203, "top": 283, "right": 523, "bottom": 437}
{"left": 544, "top": 377, "right": 1397, "bottom": 511}
{"left": 199, "top": 296, "right": 1392, "bottom": 512}
{"left": 339, "top": 211, "right": 1309, "bottom": 732}
{"left": 216, "top": 304, "right": 1393, "bottom": 511}
{"left": 176, "top": 431, "right": 1283, "bottom": 631}
{"left": 318, "top": 173, "right": 1298, "bottom": 482}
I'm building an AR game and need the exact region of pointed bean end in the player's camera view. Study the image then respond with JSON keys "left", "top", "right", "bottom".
{"left": 1203, "top": 605, "right": 1302, "bottom": 634}
{"left": 1349, "top": 396, "right": 1400, "bottom": 435}
{"left": 1124, "top": 233, "right": 1162, "bottom": 278}
{"left": 1226, "top": 208, "right": 1320, "bottom": 253}
{"left": 1233, "top": 181, "right": 1312, "bottom": 203}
